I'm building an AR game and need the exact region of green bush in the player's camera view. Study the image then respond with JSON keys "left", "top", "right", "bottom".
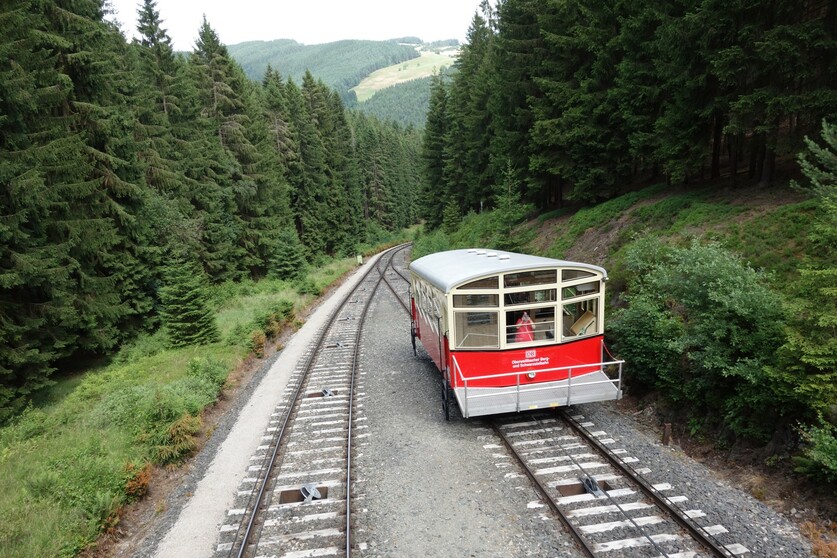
{"left": 794, "top": 419, "right": 837, "bottom": 487}
{"left": 410, "top": 228, "right": 451, "bottom": 259}
{"left": 608, "top": 295, "right": 684, "bottom": 394}
{"left": 93, "top": 357, "right": 228, "bottom": 464}
{"left": 294, "top": 277, "right": 321, "bottom": 296}
{"left": 186, "top": 356, "right": 228, "bottom": 389}
{"left": 225, "top": 299, "right": 295, "bottom": 347}
{"left": 112, "top": 330, "right": 169, "bottom": 364}
{"left": 610, "top": 239, "right": 788, "bottom": 440}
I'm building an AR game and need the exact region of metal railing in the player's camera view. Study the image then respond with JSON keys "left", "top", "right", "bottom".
{"left": 450, "top": 350, "right": 623, "bottom": 418}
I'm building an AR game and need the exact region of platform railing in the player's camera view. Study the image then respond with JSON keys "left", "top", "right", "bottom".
{"left": 450, "top": 352, "right": 624, "bottom": 418}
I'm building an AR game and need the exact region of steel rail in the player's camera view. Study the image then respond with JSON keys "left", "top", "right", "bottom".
{"left": 492, "top": 421, "right": 596, "bottom": 558}
{"left": 231, "top": 245, "right": 406, "bottom": 558}
{"left": 559, "top": 409, "right": 736, "bottom": 558}
{"left": 344, "top": 247, "right": 401, "bottom": 555}
{"left": 379, "top": 245, "right": 411, "bottom": 314}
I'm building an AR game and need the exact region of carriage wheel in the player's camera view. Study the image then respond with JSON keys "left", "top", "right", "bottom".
{"left": 441, "top": 376, "right": 450, "bottom": 421}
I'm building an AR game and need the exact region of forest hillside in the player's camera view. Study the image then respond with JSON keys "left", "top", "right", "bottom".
{"left": 228, "top": 38, "right": 422, "bottom": 102}
{"left": 414, "top": 0, "right": 836, "bottom": 500}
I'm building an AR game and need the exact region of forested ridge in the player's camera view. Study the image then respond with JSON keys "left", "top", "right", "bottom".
{"left": 419, "top": 0, "right": 836, "bottom": 487}
{"left": 356, "top": 75, "right": 435, "bottom": 128}
{"left": 0, "top": 0, "right": 421, "bottom": 421}
{"left": 228, "top": 39, "right": 421, "bottom": 103}
{"left": 423, "top": 0, "right": 836, "bottom": 223}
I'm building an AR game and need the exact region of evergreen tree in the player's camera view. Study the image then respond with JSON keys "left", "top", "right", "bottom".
{"left": 269, "top": 227, "right": 308, "bottom": 281}
{"left": 530, "top": 0, "right": 632, "bottom": 201}
{"left": 289, "top": 72, "right": 330, "bottom": 255}
{"left": 780, "top": 119, "right": 837, "bottom": 416}
{"left": 421, "top": 72, "right": 450, "bottom": 229}
{"left": 489, "top": 162, "right": 534, "bottom": 251}
{"left": 159, "top": 256, "right": 219, "bottom": 347}
{"left": 0, "top": 0, "right": 422, "bottom": 421}
{"left": 0, "top": 0, "right": 146, "bottom": 415}
{"left": 490, "top": 0, "right": 549, "bottom": 206}
{"left": 712, "top": 0, "right": 837, "bottom": 186}
{"left": 443, "top": 7, "right": 496, "bottom": 214}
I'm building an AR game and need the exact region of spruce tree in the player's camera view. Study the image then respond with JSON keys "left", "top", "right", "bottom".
{"left": 290, "top": 73, "right": 330, "bottom": 255}
{"left": 0, "top": 0, "right": 147, "bottom": 416}
{"left": 779, "top": 120, "right": 837, "bottom": 415}
{"left": 421, "top": 72, "right": 450, "bottom": 229}
{"left": 159, "top": 256, "right": 219, "bottom": 347}
{"left": 490, "top": 162, "right": 533, "bottom": 251}
{"left": 269, "top": 227, "right": 308, "bottom": 281}
{"left": 490, "top": 0, "right": 547, "bottom": 206}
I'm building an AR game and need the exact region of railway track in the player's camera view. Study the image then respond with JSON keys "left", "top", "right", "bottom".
{"left": 215, "top": 244, "right": 410, "bottom": 558}
{"left": 380, "top": 258, "right": 750, "bottom": 556}
{"left": 217, "top": 245, "right": 751, "bottom": 557}
{"left": 491, "top": 411, "right": 751, "bottom": 558}
{"left": 386, "top": 249, "right": 739, "bottom": 556}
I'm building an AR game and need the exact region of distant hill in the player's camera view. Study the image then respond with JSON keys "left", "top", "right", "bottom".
{"left": 351, "top": 47, "right": 458, "bottom": 128}
{"left": 354, "top": 77, "right": 433, "bottom": 128}
{"left": 228, "top": 38, "right": 458, "bottom": 128}
{"left": 228, "top": 39, "right": 420, "bottom": 101}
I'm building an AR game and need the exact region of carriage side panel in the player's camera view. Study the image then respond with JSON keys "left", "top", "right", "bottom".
{"left": 449, "top": 335, "right": 603, "bottom": 388}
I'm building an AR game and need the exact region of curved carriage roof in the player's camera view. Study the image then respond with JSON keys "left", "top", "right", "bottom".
{"left": 409, "top": 249, "right": 607, "bottom": 293}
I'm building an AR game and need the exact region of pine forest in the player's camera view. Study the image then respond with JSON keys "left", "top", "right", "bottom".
{"left": 0, "top": 0, "right": 422, "bottom": 420}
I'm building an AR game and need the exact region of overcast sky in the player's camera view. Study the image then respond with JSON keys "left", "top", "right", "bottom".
{"left": 106, "top": 0, "right": 488, "bottom": 51}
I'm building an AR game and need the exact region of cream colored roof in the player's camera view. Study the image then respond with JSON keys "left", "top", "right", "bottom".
{"left": 409, "top": 249, "right": 607, "bottom": 293}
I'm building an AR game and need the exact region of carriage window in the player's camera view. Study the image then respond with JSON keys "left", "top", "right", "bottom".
{"left": 561, "top": 299, "right": 599, "bottom": 338}
{"left": 504, "top": 289, "right": 556, "bottom": 306}
{"left": 562, "top": 269, "right": 595, "bottom": 282}
{"left": 562, "top": 281, "right": 599, "bottom": 299}
{"left": 459, "top": 276, "right": 499, "bottom": 289}
{"left": 506, "top": 308, "right": 556, "bottom": 343}
{"left": 453, "top": 293, "right": 499, "bottom": 307}
{"left": 454, "top": 311, "right": 499, "bottom": 348}
{"left": 504, "top": 270, "right": 557, "bottom": 288}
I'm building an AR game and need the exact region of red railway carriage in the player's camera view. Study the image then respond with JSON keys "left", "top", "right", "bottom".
{"left": 409, "top": 249, "right": 623, "bottom": 419}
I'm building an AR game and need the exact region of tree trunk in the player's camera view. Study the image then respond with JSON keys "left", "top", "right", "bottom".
{"left": 749, "top": 133, "right": 763, "bottom": 179}
{"left": 730, "top": 135, "right": 739, "bottom": 187}
{"left": 711, "top": 112, "right": 723, "bottom": 179}
{"left": 759, "top": 144, "right": 775, "bottom": 187}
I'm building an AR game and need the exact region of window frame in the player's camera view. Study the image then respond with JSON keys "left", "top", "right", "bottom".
{"left": 447, "top": 266, "right": 605, "bottom": 350}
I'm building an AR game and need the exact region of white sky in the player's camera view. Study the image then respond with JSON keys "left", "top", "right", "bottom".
{"left": 105, "top": 0, "right": 488, "bottom": 51}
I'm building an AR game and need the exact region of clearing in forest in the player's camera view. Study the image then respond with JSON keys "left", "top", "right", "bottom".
{"left": 352, "top": 47, "right": 458, "bottom": 102}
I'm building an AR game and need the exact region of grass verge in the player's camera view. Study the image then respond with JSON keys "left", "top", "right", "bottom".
{"left": 0, "top": 244, "right": 406, "bottom": 557}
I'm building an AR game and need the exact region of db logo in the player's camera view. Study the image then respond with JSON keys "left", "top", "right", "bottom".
{"left": 525, "top": 349, "right": 536, "bottom": 358}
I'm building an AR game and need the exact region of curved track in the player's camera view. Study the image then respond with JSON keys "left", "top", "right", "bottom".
{"left": 492, "top": 411, "right": 750, "bottom": 557}
{"left": 385, "top": 251, "right": 749, "bottom": 557}
{"left": 219, "top": 245, "right": 410, "bottom": 558}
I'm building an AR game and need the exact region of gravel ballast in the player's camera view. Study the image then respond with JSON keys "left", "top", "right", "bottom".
{"left": 354, "top": 287, "right": 579, "bottom": 558}
{"left": 576, "top": 404, "right": 815, "bottom": 558}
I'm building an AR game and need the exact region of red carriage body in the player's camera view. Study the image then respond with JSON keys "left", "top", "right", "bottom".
{"left": 410, "top": 249, "right": 623, "bottom": 418}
